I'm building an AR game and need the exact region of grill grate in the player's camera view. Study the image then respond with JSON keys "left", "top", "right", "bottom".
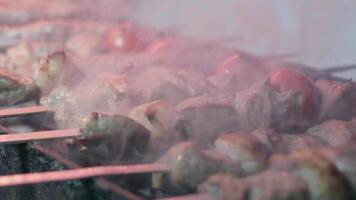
{"left": 0, "top": 106, "right": 208, "bottom": 200}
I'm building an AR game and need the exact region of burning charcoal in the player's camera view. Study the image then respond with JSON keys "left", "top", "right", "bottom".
{"left": 0, "top": 69, "right": 40, "bottom": 106}
{"left": 235, "top": 69, "right": 319, "bottom": 132}
{"left": 269, "top": 150, "right": 351, "bottom": 200}
{"left": 153, "top": 142, "right": 243, "bottom": 194}
{"left": 215, "top": 133, "right": 270, "bottom": 174}
{"left": 67, "top": 112, "right": 150, "bottom": 165}
{"left": 128, "top": 100, "right": 179, "bottom": 156}
{"left": 306, "top": 119, "right": 356, "bottom": 146}
{"left": 25, "top": 145, "right": 95, "bottom": 200}
{"left": 0, "top": 144, "right": 28, "bottom": 200}
{"left": 199, "top": 171, "right": 308, "bottom": 200}
{"left": 175, "top": 94, "right": 239, "bottom": 146}
{"left": 315, "top": 79, "right": 356, "bottom": 121}
{"left": 209, "top": 53, "right": 268, "bottom": 92}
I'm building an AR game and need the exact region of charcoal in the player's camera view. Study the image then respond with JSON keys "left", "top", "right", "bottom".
{"left": 175, "top": 94, "right": 238, "bottom": 146}
{"left": 269, "top": 149, "right": 351, "bottom": 200}
{"left": 306, "top": 119, "right": 356, "bottom": 146}
{"left": 0, "top": 144, "right": 28, "bottom": 200}
{"left": 153, "top": 142, "right": 243, "bottom": 193}
{"left": 199, "top": 171, "right": 308, "bottom": 200}
{"left": 215, "top": 133, "right": 270, "bottom": 174}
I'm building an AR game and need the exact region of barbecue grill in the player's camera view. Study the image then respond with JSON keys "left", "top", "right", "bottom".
{"left": 0, "top": 105, "right": 199, "bottom": 200}
{"left": 1, "top": 1, "right": 356, "bottom": 200}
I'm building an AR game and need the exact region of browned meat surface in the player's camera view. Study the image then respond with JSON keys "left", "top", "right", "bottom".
{"left": 65, "top": 112, "right": 150, "bottom": 166}
{"left": 0, "top": 69, "right": 40, "bottom": 106}
{"left": 315, "top": 79, "right": 356, "bottom": 121}
{"left": 209, "top": 53, "right": 268, "bottom": 92}
{"left": 199, "top": 171, "right": 308, "bottom": 200}
{"left": 153, "top": 142, "right": 243, "bottom": 193}
{"left": 269, "top": 150, "right": 351, "bottom": 200}
{"left": 250, "top": 129, "right": 325, "bottom": 154}
{"left": 318, "top": 146, "right": 356, "bottom": 197}
{"left": 306, "top": 119, "right": 356, "bottom": 146}
{"left": 215, "top": 133, "right": 269, "bottom": 174}
{"left": 175, "top": 94, "right": 239, "bottom": 146}
{"left": 128, "top": 99, "right": 180, "bottom": 155}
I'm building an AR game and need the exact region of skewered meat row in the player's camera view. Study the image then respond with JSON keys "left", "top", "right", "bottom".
{"left": 200, "top": 171, "right": 308, "bottom": 200}
{"left": 66, "top": 112, "right": 150, "bottom": 166}
{"left": 153, "top": 142, "right": 243, "bottom": 194}
{"left": 155, "top": 117, "right": 356, "bottom": 196}
{"left": 199, "top": 146, "right": 356, "bottom": 200}
{"left": 0, "top": 5, "right": 356, "bottom": 199}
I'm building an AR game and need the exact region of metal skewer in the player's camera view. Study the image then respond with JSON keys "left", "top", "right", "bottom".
{"left": 0, "top": 164, "right": 169, "bottom": 187}
{"left": 0, "top": 105, "right": 50, "bottom": 118}
{"left": 0, "top": 128, "right": 80, "bottom": 144}
{"left": 158, "top": 193, "right": 212, "bottom": 200}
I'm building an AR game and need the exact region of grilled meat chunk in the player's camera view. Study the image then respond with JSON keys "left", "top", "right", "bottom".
{"left": 131, "top": 67, "right": 193, "bottom": 103}
{"left": 175, "top": 94, "right": 239, "bottom": 146}
{"left": 209, "top": 53, "right": 268, "bottom": 92}
{"left": 315, "top": 79, "right": 356, "bottom": 121}
{"left": 306, "top": 119, "right": 356, "bottom": 146}
{"left": 153, "top": 142, "right": 243, "bottom": 193}
{"left": 235, "top": 69, "right": 319, "bottom": 132}
{"left": 32, "top": 51, "right": 69, "bottom": 94}
{"left": 42, "top": 74, "right": 133, "bottom": 129}
{"left": 0, "top": 69, "right": 40, "bottom": 106}
{"left": 318, "top": 146, "right": 356, "bottom": 197}
{"left": 67, "top": 112, "right": 150, "bottom": 165}
{"left": 177, "top": 68, "right": 217, "bottom": 96}
{"left": 251, "top": 129, "right": 325, "bottom": 154}
{"left": 128, "top": 100, "right": 179, "bottom": 154}
{"left": 269, "top": 150, "right": 351, "bottom": 200}
{"left": 215, "top": 133, "right": 269, "bottom": 174}
{"left": 146, "top": 37, "right": 235, "bottom": 73}
{"left": 199, "top": 171, "right": 308, "bottom": 200}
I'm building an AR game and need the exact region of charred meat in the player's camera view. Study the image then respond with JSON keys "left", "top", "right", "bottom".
{"left": 199, "top": 171, "right": 308, "bottom": 200}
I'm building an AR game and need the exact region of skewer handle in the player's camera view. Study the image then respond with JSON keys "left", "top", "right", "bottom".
{"left": 0, "top": 129, "right": 80, "bottom": 144}
{"left": 158, "top": 193, "right": 212, "bottom": 200}
{"left": 0, "top": 105, "right": 50, "bottom": 118}
{"left": 0, "top": 164, "right": 169, "bottom": 187}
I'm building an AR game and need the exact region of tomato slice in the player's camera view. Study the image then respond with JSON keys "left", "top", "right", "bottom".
{"left": 106, "top": 23, "right": 138, "bottom": 52}
{"left": 269, "top": 69, "right": 319, "bottom": 119}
